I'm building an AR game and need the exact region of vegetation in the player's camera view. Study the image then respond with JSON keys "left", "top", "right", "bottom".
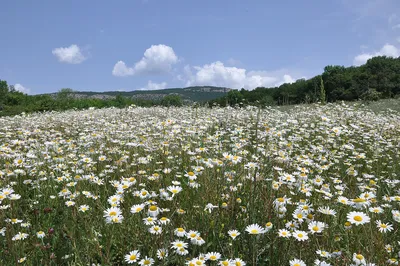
{"left": 0, "top": 84, "right": 187, "bottom": 116}
{"left": 0, "top": 103, "right": 399, "bottom": 265}
{"left": 210, "top": 56, "right": 400, "bottom": 107}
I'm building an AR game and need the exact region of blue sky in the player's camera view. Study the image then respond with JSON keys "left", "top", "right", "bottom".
{"left": 1, "top": 0, "right": 400, "bottom": 94}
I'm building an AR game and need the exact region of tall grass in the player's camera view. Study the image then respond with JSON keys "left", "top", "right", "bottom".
{"left": 0, "top": 102, "right": 399, "bottom": 265}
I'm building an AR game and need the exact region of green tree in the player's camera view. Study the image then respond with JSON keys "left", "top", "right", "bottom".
{"left": 0, "top": 80, "right": 9, "bottom": 107}
{"left": 161, "top": 94, "right": 183, "bottom": 107}
{"left": 320, "top": 76, "right": 326, "bottom": 104}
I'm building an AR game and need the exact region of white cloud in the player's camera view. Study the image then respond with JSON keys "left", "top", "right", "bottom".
{"left": 139, "top": 80, "right": 167, "bottom": 91}
{"left": 112, "top": 44, "right": 178, "bottom": 77}
{"left": 14, "top": 83, "right": 30, "bottom": 94}
{"left": 52, "top": 44, "right": 87, "bottom": 64}
{"left": 183, "top": 61, "right": 297, "bottom": 90}
{"left": 397, "top": 37, "right": 400, "bottom": 43}
{"left": 283, "top": 74, "right": 296, "bottom": 84}
{"left": 353, "top": 43, "right": 399, "bottom": 66}
{"left": 112, "top": 61, "right": 134, "bottom": 77}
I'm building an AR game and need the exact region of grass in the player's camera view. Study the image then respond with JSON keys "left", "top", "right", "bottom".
{"left": 0, "top": 100, "right": 399, "bottom": 265}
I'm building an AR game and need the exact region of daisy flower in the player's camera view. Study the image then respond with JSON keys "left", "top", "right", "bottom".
{"left": 125, "top": 250, "right": 140, "bottom": 264}
{"left": 245, "top": 224, "right": 267, "bottom": 235}
{"left": 278, "top": 229, "right": 291, "bottom": 238}
{"left": 157, "top": 248, "right": 168, "bottom": 260}
{"left": 289, "top": 258, "right": 306, "bottom": 266}
{"left": 308, "top": 221, "right": 327, "bottom": 234}
{"left": 79, "top": 205, "right": 89, "bottom": 212}
{"left": 138, "top": 257, "right": 154, "bottom": 266}
{"left": 347, "top": 211, "right": 370, "bottom": 225}
{"left": 228, "top": 229, "right": 240, "bottom": 240}
{"left": 36, "top": 231, "right": 45, "bottom": 239}
{"left": 171, "top": 240, "right": 188, "bottom": 250}
{"left": 206, "top": 252, "right": 221, "bottom": 261}
{"left": 231, "top": 258, "right": 246, "bottom": 266}
{"left": 293, "top": 230, "right": 309, "bottom": 241}
{"left": 375, "top": 220, "right": 393, "bottom": 233}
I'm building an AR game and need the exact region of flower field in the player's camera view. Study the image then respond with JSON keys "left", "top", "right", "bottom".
{"left": 0, "top": 103, "right": 399, "bottom": 265}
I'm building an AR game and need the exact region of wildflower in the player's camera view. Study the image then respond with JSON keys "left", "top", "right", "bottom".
{"left": 352, "top": 253, "right": 366, "bottom": 265}
{"left": 12, "top": 232, "right": 29, "bottom": 241}
{"left": 103, "top": 207, "right": 122, "bottom": 218}
{"left": 167, "top": 185, "right": 182, "bottom": 196}
{"left": 157, "top": 248, "right": 168, "bottom": 260}
{"left": 228, "top": 229, "right": 240, "bottom": 240}
{"left": 204, "top": 203, "right": 218, "bottom": 213}
{"left": 347, "top": 211, "right": 370, "bottom": 225}
{"left": 36, "top": 231, "right": 45, "bottom": 239}
{"left": 79, "top": 205, "right": 89, "bottom": 212}
{"left": 278, "top": 229, "right": 291, "bottom": 238}
{"left": 124, "top": 250, "right": 140, "bottom": 264}
{"left": 231, "top": 258, "right": 246, "bottom": 265}
{"left": 174, "top": 227, "right": 186, "bottom": 237}
{"left": 308, "top": 221, "right": 327, "bottom": 234}
{"left": 131, "top": 204, "right": 145, "bottom": 214}
{"left": 375, "top": 220, "right": 393, "bottom": 233}
{"left": 293, "top": 230, "right": 309, "bottom": 241}
{"left": 206, "top": 252, "right": 221, "bottom": 261}
{"left": 245, "top": 224, "right": 267, "bottom": 235}
{"left": 147, "top": 205, "right": 160, "bottom": 217}
{"left": 149, "top": 225, "right": 162, "bottom": 235}
{"left": 290, "top": 259, "right": 306, "bottom": 266}
{"left": 65, "top": 201, "right": 75, "bottom": 207}
{"left": 138, "top": 256, "right": 154, "bottom": 266}
{"left": 171, "top": 240, "right": 188, "bottom": 250}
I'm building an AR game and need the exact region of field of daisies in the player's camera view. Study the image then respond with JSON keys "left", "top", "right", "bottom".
{"left": 0, "top": 102, "right": 399, "bottom": 265}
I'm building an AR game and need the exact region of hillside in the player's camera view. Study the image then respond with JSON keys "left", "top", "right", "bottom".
{"left": 68, "top": 86, "right": 231, "bottom": 102}
{"left": 211, "top": 56, "right": 400, "bottom": 106}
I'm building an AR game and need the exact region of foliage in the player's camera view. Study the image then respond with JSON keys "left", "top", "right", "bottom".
{"left": 210, "top": 56, "right": 400, "bottom": 107}
{"left": 160, "top": 94, "right": 183, "bottom": 107}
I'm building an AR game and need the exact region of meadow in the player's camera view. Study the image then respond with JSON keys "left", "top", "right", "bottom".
{"left": 0, "top": 101, "right": 399, "bottom": 265}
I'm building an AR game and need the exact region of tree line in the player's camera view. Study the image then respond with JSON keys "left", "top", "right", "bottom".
{"left": 0, "top": 85, "right": 184, "bottom": 116}
{"left": 209, "top": 56, "right": 400, "bottom": 107}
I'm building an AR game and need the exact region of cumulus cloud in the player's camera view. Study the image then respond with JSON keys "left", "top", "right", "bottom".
{"left": 112, "top": 44, "right": 178, "bottom": 76}
{"left": 139, "top": 80, "right": 167, "bottom": 90}
{"left": 112, "top": 61, "right": 135, "bottom": 77}
{"left": 14, "top": 83, "right": 30, "bottom": 94}
{"left": 183, "top": 61, "right": 296, "bottom": 90}
{"left": 52, "top": 44, "right": 87, "bottom": 64}
{"left": 353, "top": 43, "right": 399, "bottom": 66}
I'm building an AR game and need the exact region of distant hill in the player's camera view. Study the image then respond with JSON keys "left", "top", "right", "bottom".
{"left": 62, "top": 86, "right": 231, "bottom": 102}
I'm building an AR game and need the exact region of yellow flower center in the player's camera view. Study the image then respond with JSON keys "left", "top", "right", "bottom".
{"left": 210, "top": 255, "right": 217, "bottom": 260}
{"left": 353, "top": 216, "right": 363, "bottom": 222}
{"left": 109, "top": 211, "right": 117, "bottom": 216}
{"left": 149, "top": 206, "right": 157, "bottom": 211}
{"left": 251, "top": 229, "right": 258, "bottom": 234}
{"left": 356, "top": 254, "right": 364, "bottom": 260}
{"left": 143, "top": 260, "right": 151, "bottom": 265}
{"left": 298, "top": 234, "right": 303, "bottom": 238}
{"left": 312, "top": 226, "right": 319, "bottom": 231}
{"left": 353, "top": 198, "right": 366, "bottom": 203}
{"left": 129, "top": 255, "right": 136, "bottom": 260}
